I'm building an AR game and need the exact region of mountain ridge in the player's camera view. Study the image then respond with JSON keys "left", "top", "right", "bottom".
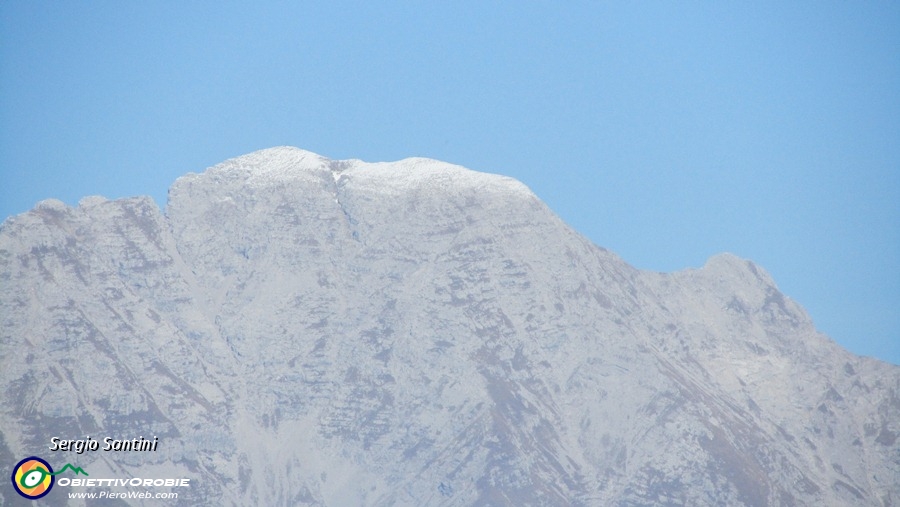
{"left": 1, "top": 147, "right": 897, "bottom": 506}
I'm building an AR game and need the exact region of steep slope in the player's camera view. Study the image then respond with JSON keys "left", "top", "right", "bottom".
{"left": 1, "top": 147, "right": 897, "bottom": 506}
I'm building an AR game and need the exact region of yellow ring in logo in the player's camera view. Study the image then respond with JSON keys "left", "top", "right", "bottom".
{"left": 11, "top": 457, "right": 54, "bottom": 500}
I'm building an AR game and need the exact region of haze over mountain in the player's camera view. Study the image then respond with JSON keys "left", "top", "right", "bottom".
{"left": 1, "top": 147, "right": 897, "bottom": 506}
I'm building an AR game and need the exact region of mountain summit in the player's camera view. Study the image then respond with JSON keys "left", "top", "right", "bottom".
{"left": 1, "top": 147, "right": 897, "bottom": 506}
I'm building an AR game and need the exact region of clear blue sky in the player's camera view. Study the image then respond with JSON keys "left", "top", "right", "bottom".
{"left": 1, "top": 2, "right": 898, "bottom": 365}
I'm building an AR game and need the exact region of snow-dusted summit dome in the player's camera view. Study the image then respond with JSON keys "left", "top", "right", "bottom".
{"left": 168, "top": 146, "right": 535, "bottom": 207}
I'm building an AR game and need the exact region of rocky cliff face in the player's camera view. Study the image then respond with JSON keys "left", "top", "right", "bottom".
{"left": 1, "top": 147, "right": 897, "bottom": 506}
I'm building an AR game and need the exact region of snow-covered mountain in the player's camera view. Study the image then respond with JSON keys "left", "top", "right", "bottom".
{"left": 1, "top": 147, "right": 897, "bottom": 506}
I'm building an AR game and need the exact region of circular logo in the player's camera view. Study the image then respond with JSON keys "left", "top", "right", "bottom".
{"left": 11, "top": 457, "right": 54, "bottom": 500}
